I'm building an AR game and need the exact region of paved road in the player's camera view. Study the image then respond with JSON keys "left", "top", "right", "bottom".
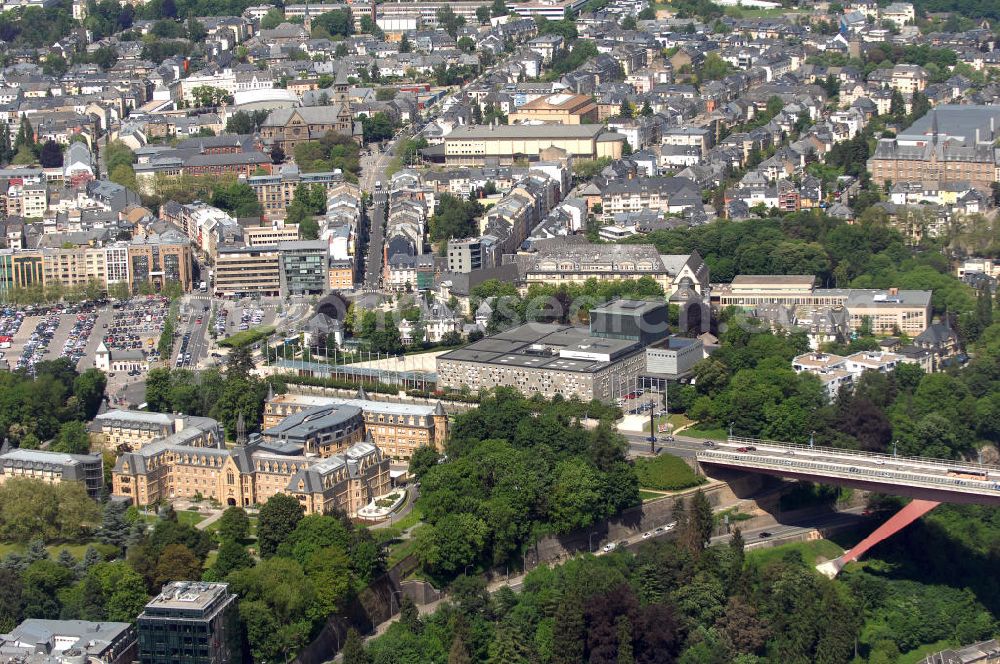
{"left": 364, "top": 192, "right": 387, "bottom": 289}
{"left": 624, "top": 430, "right": 713, "bottom": 458}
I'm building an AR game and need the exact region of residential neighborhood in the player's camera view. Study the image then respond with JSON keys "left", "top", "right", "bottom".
{"left": 0, "top": 0, "right": 999, "bottom": 661}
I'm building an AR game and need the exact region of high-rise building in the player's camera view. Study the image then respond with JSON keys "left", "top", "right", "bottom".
{"left": 136, "top": 582, "right": 241, "bottom": 664}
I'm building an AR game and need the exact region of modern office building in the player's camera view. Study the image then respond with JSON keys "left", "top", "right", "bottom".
{"left": 0, "top": 447, "right": 104, "bottom": 499}
{"left": 244, "top": 222, "right": 301, "bottom": 247}
{"left": 446, "top": 237, "right": 483, "bottom": 274}
{"left": 263, "top": 392, "right": 448, "bottom": 460}
{"left": 437, "top": 300, "right": 669, "bottom": 401}
{"left": 136, "top": 582, "right": 241, "bottom": 664}
{"left": 213, "top": 245, "right": 281, "bottom": 297}
{"left": 277, "top": 240, "right": 329, "bottom": 296}
{"left": 590, "top": 299, "right": 670, "bottom": 347}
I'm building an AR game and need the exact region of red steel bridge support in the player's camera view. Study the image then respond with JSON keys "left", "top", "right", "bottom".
{"left": 817, "top": 499, "right": 940, "bottom": 578}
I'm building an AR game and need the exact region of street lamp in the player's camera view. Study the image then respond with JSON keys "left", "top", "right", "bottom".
{"left": 809, "top": 430, "right": 815, "bottom": 450}
{"left": 893, "top": 439, "right": 898, "bottom": 458}
{"left": 589, "top": 531, "right": 598, "bottom": 552}
{"left": 729, "top": 421, "right": 734, "bottom": 439}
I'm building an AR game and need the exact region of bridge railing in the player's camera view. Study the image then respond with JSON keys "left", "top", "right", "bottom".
{"left": 697, "top": 449, "right": 1000, "bottom": 494}
{"left": 725, "top": 435, "right": 1000, "bottom": 474}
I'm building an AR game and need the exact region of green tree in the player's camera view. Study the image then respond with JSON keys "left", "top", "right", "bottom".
{"left": 260, "top": 8, "right": 282, "bottom": 29}
{"left": 98, "top": 500, "right": 131, "bottom": 553}
{"left": 229, "top": 557, "right": 315, "bottom": 663}
{"left": 548, "top": 458, "right": 603, "bottom": 534}
{"left": 313, "top": 8, "right": 354, "bottom": 37}
{"left": 214, "top": 539, "right": 254, "bottom": 578}
{"left": 700, "top": 52, "right": 730, "bottom": 81}
{"left": 218, "top": 506, "right": 250, "bottom": 543}
{"left": 154, "top": 543, "right": 203, "bottom": 586}
{"left": 210, "top": 180, "right": 262, "bottom": 218}
{"left": 73, "top": 369, "right": 107, "bottom": 420}
{"left": 436, "top": 5, "right": 466, "bottom": 38}
{"left": 256, "top": 493, "right": 305, "bottom": 558}
{"left": 343, "top": 628, "right": 370, "bottom": 664}
{"left": 51, "top": 421, "right": 90, "bottom": 454}
{"left": 38, "top": 140, "right": 62, "bottom": 168}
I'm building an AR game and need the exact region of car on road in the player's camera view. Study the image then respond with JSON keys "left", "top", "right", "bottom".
{"left": 758, "top": 531, "right": 772, "bottom": 538}
{"left": 602, "top": 543, "right": 615, "bottom": 553}
{"left": 703, "top": 440, "right": 715, "bottom": 447}
{"left": 664, "top": 522, "right": 677, "bottom": 531}
{"left": 642, "top": 531, "right": 652, "bottom": 539}
{"left": 736, "top": 446, "right": 757, "bottom": 453}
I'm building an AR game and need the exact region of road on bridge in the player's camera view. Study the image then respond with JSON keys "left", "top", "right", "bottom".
{"left": 698, "top": 436, "right": 1000, "bottom": 505}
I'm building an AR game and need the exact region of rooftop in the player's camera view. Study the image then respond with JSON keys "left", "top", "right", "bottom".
{"left": 142, "top": 582, "right": 232, "bottom": 615}
{"left": 445, "top": 124, "right": 606, "bottom": 140}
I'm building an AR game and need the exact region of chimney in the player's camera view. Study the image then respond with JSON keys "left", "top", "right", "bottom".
{"left": 889, "top": 287, "right": 898, "bottom": 296}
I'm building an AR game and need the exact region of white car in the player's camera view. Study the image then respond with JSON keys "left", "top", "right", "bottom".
{"left": 642, "top": 531, "right": 652, "bottom": 539}
{"left": 664, "top": 522, "right": 677, "bottom": 531}
{"left": 602, "top": 542, "right": 616, "bottom": 553}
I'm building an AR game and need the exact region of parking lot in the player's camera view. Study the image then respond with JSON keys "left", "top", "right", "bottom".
{"left": 3, "top": 302, "right": 106, "bottom": 373}
{"left": 102, "top": 296, "right": 170, "bottom": 375}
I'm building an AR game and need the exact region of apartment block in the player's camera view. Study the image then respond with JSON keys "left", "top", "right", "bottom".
{"left": 245, "top": 166, "right": 348, "bottom": 219}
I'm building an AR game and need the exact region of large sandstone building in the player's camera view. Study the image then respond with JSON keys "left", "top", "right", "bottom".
{"left": 110, "top": 405, "right": 389, "bottom": 515}
{"left": 262, "top": 389, "right": 447, "bottom": 461}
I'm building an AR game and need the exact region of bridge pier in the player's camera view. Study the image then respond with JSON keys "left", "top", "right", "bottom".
{"left": 816, "top": 498, "right": 940, "bottom": 578}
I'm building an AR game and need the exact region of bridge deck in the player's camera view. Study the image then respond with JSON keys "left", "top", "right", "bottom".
{"left": 696, "top": 436, "right": 1000, "bottom": 501}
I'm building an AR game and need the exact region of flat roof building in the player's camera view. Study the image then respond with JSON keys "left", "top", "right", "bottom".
{"left": 0, "top": 619, "right": 137, "bottom": 664}
{"left": 436, "top": 315, "right": 649, "bottom": 402}
{"left": 443, "top": 124, "right": 623, "bottom": 166}
{"left": 715, "top": 276, "right": 932, "bottom": 335}
{"left": 137, "top": 582, "right": 240, "bottom": 664}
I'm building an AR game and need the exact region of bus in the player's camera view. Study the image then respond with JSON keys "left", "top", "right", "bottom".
{"left": 947, "top": 468, "right": 989, "bottom": 481}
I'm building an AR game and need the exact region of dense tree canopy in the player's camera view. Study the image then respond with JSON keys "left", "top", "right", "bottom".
{"left": 413, "top": 389, "right": 638, "bottom": 581}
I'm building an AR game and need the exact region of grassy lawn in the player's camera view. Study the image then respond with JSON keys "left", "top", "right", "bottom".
{"left": 177, "top": 510, "right": 208, "bottom": 527}
{"left": 683, "top": 424, "right": 729, "bottom": 440}
{"left": 640, "top": 490, "right": 666, "bottom": 501}
{"left": 634, "top": 453, "right": 707, "bottom": 491}
{"left": 386, "top": 525, "right": 425, "bottom": 568}
{"left": 641, "top": 413, "right": 694, "bottom": 433}
{"left": 219, "top": 325, "right": 276, "bottom": 348}
{"left": 896, "top": 640, "right": 956, "bottom": 664}
{"left": 389, "top": 503, "right": 422, "bottom": 531}
{"left": 747, "top": 539, "right": 844, "bottom": 567}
